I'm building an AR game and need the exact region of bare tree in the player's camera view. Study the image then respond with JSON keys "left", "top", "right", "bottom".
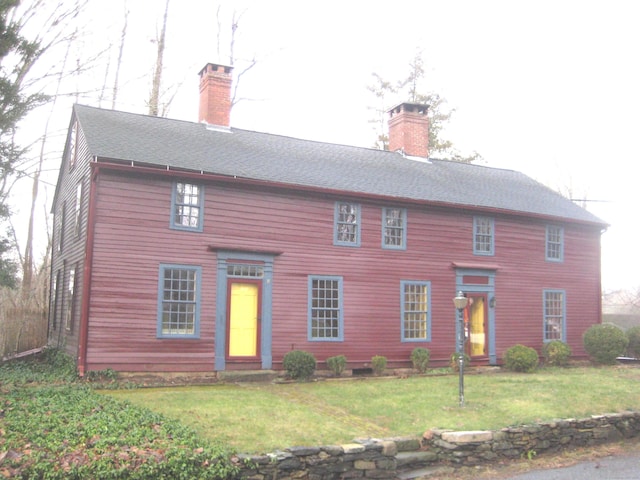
{"left": 98, "top": 43, "right": 110, "bottom": 106}
{"left": 22, "top": 22, "right": 77, "bottom": 294}
{"left": 148, "top": 0, "right": 170, "bottom": 116}
{"left": 146, "top": 2, "right": 258, "bottom": 118}
{"left": 215, "top": 4, "right": 222, "bottom": 61}
{"left": 228, "top": 9, "right": 243, "bottom": 65}
{"left": 367, "top": 73, "right": 395, "bottom": 150}
{"left": 99, "top": 2, "right": 129, "bottom": 109}
{"left": 1, "top": 0, "right": 91, "bottom": 288}
{"left": 215, "top": 5, "right": 257, "bottom": 109}
{"left": 111, "top": 2, "right": 129, "bottom": 110}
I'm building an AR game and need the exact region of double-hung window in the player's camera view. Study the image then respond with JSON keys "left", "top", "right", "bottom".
{"left": 65, "top": 266, "right": 76, "bottom": 331}
{"left": 68, "top": 121, "right": 78, "bottom": 170}
{"left": 401, "top": 281, "right": 431, "bottom": 341}
{"left": 334, "top": 202, "right": 360, "bottom": 246}
{"left": 57, "top": 202, "right": 67, "bottom": 253}
{"left": 382, "top": 207, "right": 407, "bottom": 249}
{"left": 171, "top": 182, "right": 203, "bottom": 231}
{"left": 546, "top": 225, "right": 564, "bottom": 262}
{"left": 74, "top": 182, "right": 82, "bottom": 237}
{"left": 543, "top": 290, "right": 565, "bottom": 341}
{"left": 157, "top": 264, "right": 201, "bottom": 338}
{"left": 51, "top": 270, "right": 61, "bottom": 330}
{"left": 473, "top": 216, "right": 494, "bottom": 255}
{"left": 308, "top": 275, "right": 343, "bottom": 341}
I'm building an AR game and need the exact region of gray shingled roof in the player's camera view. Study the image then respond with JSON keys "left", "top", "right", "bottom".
{"left": 74, "top": 104, "right": 605, "bottom": 226}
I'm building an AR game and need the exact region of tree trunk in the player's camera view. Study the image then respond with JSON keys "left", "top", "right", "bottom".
{"left": 21, "top": 17, "right": 76, "bottom": 295}
{"left": 112, "top": 2, "right": 129, "bottom": 110}
{"left": 148, "top": 0, "right": 170, "bottom": 116}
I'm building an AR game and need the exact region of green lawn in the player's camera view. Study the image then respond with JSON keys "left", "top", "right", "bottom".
{"left": 104, "top": 366, "right": 640, "bottom": 454}
{"left": 2, "top": 353, "right": 640, "bottom": 477}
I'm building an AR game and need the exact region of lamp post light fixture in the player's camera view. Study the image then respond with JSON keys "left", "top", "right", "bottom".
{"left": 453, "top": 291, "right": 469, "bottom": 407}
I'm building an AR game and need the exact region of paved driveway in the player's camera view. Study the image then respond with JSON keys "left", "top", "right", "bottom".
{"left": 504, "top": 453, "right": 640, "bottom": 479}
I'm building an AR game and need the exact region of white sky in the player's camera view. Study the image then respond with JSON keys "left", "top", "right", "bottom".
{"left": 11, "top": 0, "right": 640, "bottom": 292}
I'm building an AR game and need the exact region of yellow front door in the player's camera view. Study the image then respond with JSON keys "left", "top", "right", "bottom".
{"left": 468, "top": 296, "right": 486, "bottom": 356}
{"left": 228, "top": 282, "right": 259, "bottom": 357}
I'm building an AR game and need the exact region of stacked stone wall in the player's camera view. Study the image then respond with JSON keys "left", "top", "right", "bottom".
{"left": 234, "top": 411, "right": 640, "bottom": 479}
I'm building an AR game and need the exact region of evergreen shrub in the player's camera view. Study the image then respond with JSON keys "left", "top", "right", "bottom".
{"left": 503, "top": 344, "right": 539, "bottom": 373}
{"left": 410, "top": 347, "right": 430, "bottom": 373}
{"left": 283, "top": 350, "right": 317, "bottom": 380}
{"left": 542, "top": 340, "right": 572, "bottom": 366}
{"left": 626, "top": 326, "right": 640, "bottom": 359}
{"left": 583, "top": 323, "right": 628, "bottom": 364}
{"left": 371, "top": 355, "right": 387, "bottom": 375}
{"left": 326, "top": 355, "right": 347, "bottom": 376}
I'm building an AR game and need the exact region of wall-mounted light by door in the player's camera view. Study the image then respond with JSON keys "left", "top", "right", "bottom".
{"left": 489, "top": 297, "right": 496, "bottom": 308}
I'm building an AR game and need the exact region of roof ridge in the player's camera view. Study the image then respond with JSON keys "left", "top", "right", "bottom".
{"left": 71, "top": 104, "right": 606, "bottom": 227}
{"left": 74, "top": 103, "right": 402, "bottom": 157}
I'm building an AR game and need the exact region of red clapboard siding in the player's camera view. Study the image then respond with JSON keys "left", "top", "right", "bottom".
{"left": 49, "top": 120, "right": 93, "bottom": 359}
{"left": 81, "top": 168, "right": 602, "bottom": 372}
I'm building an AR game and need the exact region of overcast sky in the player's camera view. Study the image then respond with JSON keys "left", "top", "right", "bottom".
{"left": 15, "top": 0, "right": 640, "bottom": 291}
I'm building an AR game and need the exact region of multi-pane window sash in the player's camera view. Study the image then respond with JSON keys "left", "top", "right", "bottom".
{"left": 58, "top": 203, "right": 66, "bottom": 252}
{"left": 159, "top": 266, "right": 200, "bottom": 337}
{"left": 74, "top": 182, "right": 82, "bottom": 237}
{"left": 335, "top": 202, "right": 360, "bottom": 246}
{"left": 68, "top": 121, "right": 77, "bottom": 170}
{"left": 474, "top": 217, "right": 494, "bottom": 255}
{"left": 172, "top": 183, "right": 202, "bottom": 230}
{"left": 402, "top": 281, "right": 430, "bottom": 341}
{"left": 544, "top": 290, "right": 565, "bottom": 341}
{"left": 383, "top": 208, "right": 406, "bottom": 249}
{"left": 65, "top": 267, "right": 75, "bottom": 331}
{"left": 546, "top": 226, "right": 564, "bottom": 261}
{"left": 309, "top": 276, "right": 343, "bottom": 340}
{"left": 227, "top": 264, "right": 264, "bottom": 278}
{"left": 51, "top": 270, "right": 60, "bottom": 330}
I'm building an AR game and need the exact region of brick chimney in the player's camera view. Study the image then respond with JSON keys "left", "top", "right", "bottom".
{"left": 387, "top": 103, "right": 429, "bottom": 157}
{"left": 198, "top": 63, "right": 234, "bottom": 126}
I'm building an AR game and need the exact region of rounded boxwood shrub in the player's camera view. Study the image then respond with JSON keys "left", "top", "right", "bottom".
{"left": 411, "top": 347, "right": 431, "bottom": 373}
{"left": 583, "top": 323, "right": 628, "bottom": 364}
{"left": 542, "top": 340, "right": 572, "bottom": 366}
{"left": 326, "top": 355, "right": 347, "bottom": 376}
{"left": 503, "top": 344, "right": 539, "bottom": 373}
{"left": 626, "top": 326, "right": 640, "bottom": 359}
{"left": 283, "top": 350, "right": 317, "bottom": 380}
{"left": 371, "top": 355, "right": 387, "bottom": 375}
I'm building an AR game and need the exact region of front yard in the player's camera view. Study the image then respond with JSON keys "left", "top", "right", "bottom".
{"left": 104, "top": 366, "right": 640, "bottom": 453}
{"left": 1, "top": 350, "right": 640, "bottom": 478}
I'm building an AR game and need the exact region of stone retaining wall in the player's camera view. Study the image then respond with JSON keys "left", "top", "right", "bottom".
{"left": 234, "top": 411, "right": 640, "bottom": 479}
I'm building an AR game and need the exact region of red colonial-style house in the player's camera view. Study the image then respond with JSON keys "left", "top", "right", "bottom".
{"left": 49, "top": 63, "right": 606, "bottom": 375}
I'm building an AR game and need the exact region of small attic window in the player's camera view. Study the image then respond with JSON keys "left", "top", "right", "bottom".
{"left": 68, "top": 120, "right": 78, "bottom": 170}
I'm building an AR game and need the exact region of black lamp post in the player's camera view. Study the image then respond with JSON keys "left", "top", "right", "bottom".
{"left": 453, "top": 291, "right": 468, "bottom": 407}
